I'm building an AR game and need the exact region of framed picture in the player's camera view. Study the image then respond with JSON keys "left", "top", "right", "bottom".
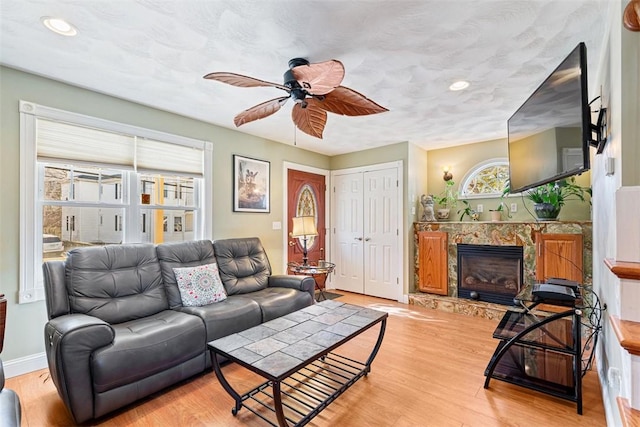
{"left": 233, "top": 155, "right": 270, "bottom": 213}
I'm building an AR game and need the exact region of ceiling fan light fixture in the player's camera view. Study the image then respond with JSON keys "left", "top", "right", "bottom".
{"left": 449, "top": 80, "right": 470, "bottom": 91}
{"left": 205, "top": 58, "right": 387, "bottom": 139}
{"left": 41, "top": 17, "right": 78, "bottom": 36}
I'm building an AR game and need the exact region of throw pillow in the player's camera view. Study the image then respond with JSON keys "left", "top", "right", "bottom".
{"left": 173, "top": 263, "right": 227, "bottom": 307}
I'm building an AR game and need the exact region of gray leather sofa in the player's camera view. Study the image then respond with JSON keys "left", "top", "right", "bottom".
{"left": 0, "top": 294, "right": 21, "bottom": 427}
{"left": 42, "top": 238, "right": 314, "bottom": 424}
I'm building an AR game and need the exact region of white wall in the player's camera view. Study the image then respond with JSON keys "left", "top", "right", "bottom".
{"left": 592, "top": 1, "right": 640, "bottom": 426}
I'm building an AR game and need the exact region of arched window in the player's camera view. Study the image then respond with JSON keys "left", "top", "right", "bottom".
{"left": 459, "top": 158, "right": 510, "bottom": 199}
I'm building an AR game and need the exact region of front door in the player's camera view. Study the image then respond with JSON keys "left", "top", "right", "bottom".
{"left": 287, "top": 170, "right": 326, "bottom": 264}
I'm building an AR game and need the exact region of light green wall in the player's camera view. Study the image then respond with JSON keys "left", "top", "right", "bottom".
{"left": 426, "top": 137, "right": 591, "bottom": 222}
{"left": 0, "top": 66, "right": 329, "bottom": 361}
{"left": 407, "top": 143, "right": 429, "bottom": 292}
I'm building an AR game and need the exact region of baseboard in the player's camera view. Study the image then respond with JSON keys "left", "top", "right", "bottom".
{"left": 3, "top": 352, "right": 48, "bottom": 378}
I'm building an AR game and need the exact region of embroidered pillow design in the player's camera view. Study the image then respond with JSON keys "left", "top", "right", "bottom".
{"left": 173, "top": 263, "right": 227, "bottom": 307}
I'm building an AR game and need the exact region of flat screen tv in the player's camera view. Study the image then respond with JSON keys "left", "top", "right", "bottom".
{"left": 507, "top": 42, "right": 591, "bottom": 194}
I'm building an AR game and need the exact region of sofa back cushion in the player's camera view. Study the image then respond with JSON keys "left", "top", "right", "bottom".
{"left": 64, "top": 244, "right": 167, "bottom": 324}
{"left": 213, "top": 237, "right": 271, "bottom": 295}
{"left": 156, "top": 240, "right": 217, "bottom": 308}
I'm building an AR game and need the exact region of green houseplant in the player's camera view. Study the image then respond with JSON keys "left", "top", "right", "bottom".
{"left": 489, "top": 202, "right": 508, "bottom": 221}
{"left": 457, "top": 200, "right": 478, "bottom": 221}
{"left": 524, "top": 177, "right": 591, "bottom": 220}
{"left": 434, "top": 180, "right": 458, "bottom": 220}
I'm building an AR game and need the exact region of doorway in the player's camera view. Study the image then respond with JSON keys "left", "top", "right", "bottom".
{"left": 331, "top": 162, "right": 402, "bottom": 301}
{"left": 287, "top": 169, "right": 326, "bottom": 265}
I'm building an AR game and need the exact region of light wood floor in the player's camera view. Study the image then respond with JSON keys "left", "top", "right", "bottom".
{"left": 7, "top": 292, "right": 607, "bottom": 426}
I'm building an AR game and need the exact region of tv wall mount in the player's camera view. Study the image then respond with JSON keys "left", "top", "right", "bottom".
{"left": 589, "top": 97, "right": 607, "bottom": 154}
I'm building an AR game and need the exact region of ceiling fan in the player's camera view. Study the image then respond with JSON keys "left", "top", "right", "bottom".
{"left": 204, "top": 58, "right": 388, "bottom": 139}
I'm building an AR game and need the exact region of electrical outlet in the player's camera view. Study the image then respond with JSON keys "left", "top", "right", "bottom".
{"left": 510, "top": 203, "right": 518, "bottom": 213}
{"left": 476, "top": 204, "right": 483, "bottom": 213}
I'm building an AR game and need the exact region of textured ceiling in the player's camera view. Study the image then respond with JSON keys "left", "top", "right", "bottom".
{"left": 0, "top": 0, "right": 610, "bottom": 156}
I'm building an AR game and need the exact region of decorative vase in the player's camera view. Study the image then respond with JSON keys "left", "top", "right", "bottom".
{"left": 436, "top": 208, "right": 450, "bottom": 220}
{"left": 533, "top": 203, "right": 561, "bottom": 220}
{"left": 489, "top": 210, "right": 502, "bottom": 222}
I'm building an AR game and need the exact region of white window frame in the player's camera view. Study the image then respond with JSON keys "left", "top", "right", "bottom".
{"left": 19, "top": 101, "right": 213, "bottom": 304}
{"left": 459, "top": 158, "right": 510, "bottom": 199}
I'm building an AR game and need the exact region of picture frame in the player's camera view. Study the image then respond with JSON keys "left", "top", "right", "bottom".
{"left": 233, "top": 155, "right": 270, "bottom": 213}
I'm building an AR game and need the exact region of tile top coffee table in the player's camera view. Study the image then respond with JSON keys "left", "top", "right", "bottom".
{"left": 208, "top": 300, "right": 388, "bottom": 427}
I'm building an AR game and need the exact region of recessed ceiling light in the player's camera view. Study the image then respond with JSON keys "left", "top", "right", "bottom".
{"left": 41, "top": 17, "right": 78, "bottom": 36}
{"left": 449, "top": 80, "right": 470, "bottom": 91}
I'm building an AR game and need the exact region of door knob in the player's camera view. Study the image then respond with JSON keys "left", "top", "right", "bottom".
{"left": 355, "top": 237, "right": 363, "bottom": 241}
{"left": 364, "top": 237, "right": 371, "bottom": 241}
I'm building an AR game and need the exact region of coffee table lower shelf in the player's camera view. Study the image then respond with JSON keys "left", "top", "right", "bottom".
{"left": 229, "top": 352, "right": 369, "bottom": 427}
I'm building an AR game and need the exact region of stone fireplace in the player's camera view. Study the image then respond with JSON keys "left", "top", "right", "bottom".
{"left": 411, "top": 221, "right": 592, "bottom": 319}
{"left": 456, "top": 244, "right": 523, "bottom": 305}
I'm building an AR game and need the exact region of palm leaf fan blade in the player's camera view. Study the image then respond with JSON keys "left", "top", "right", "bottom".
{"left": 317, "top": 86, "right": 388, "bottom": 116}
{"left": 291, "top": 101, "right": 327, "bottom": 139}
{"left": 203, "top": 72, "right": 289, "bottom": 91}
{"left": 291, "top": 60, "right": 345, "bottom": 95}
{"left": 234, "top": 97, "right": 289, "bottom": 127}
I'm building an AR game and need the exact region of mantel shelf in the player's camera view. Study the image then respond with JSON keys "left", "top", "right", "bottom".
{"left": 605, "top": 258, "right": 640, "bottom": 281}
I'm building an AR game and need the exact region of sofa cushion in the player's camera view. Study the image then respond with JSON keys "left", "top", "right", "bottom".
{"left": 213, "top": 237, "right": 271, "bottom": 295}
{"left": 64, "top": 244, "right": 167, "bottom": 324}
{"left": 178, "top": 295, "right": 262, "bottom": 342}
{"left": 91, "top": 310, "right": 205, "bottom": 393}
{"left": 173, "top": 263, "right": 227, "bottom": 306}
{"left": 156, "top": 240, "right": 217, "bottom": 309}
{"left": 236, "top": 288, "right": 314, "bottom": 322}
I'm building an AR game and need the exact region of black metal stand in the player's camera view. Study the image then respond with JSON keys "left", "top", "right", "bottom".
{"left": 484, "top": 301, "right": 583, "bottom": 414}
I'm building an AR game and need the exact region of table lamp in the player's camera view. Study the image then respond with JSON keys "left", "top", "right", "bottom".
{"left": 291, "top": 216, "right": 318, "bottom": 265}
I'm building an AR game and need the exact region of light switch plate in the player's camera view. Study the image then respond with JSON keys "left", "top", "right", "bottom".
{"left": 476, "top": 204, "right": 483, "bottom": 213}
{"left": 272, "top": 221, "right": 281, "bottom": 230}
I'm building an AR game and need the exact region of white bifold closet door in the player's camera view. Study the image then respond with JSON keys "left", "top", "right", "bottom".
{"left": 333, "top": 167, "right": 399, "bottom": 300}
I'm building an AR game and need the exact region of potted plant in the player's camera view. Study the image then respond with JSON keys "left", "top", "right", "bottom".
{"left": 434, "top": 180, "right": 458, "bottom": 220}
{"left": 458, "top": 200, "right": 478, "bottom": 221}
{"left": 524, "top": 177, "right": 591, "bottom": 220}
{"left": 489, "top": 201, "right": 512, "bottom": 221}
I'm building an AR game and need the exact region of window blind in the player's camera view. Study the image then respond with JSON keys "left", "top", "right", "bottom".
{"left": 37, "top": 119, "right": 204, "bottom": 176}
{"left": 37, "top": 119, "right": 135, "bottom": 169}
{"left": 137, "top": 138, "right": 203, "bottom": 177}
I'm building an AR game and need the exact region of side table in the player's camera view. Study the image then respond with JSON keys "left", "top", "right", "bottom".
{"left": 287, "top": 261, "right": 335, "bottom": 301}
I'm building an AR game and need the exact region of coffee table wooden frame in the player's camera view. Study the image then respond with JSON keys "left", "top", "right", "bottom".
{"left": 208, "top": 314, "right": 387, "bottom": 427}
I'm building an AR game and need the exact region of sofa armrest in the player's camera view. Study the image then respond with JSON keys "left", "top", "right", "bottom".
{"left": 268, "top": 275, "right": 315, "bottom": 300}
{"left": 45, "top": 314, "right": 114, "bottom": 424}
{"left": 43, "top": 260, "right": 70, "bottom": 318}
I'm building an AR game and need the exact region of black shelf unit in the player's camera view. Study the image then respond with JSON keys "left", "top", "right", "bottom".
{"left": 484, "top": 300, "right": 583, "bottom": 414}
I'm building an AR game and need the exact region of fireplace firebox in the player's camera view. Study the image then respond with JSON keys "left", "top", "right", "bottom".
{"left": 457, "top": 244, "right": 524, "bottom": 305}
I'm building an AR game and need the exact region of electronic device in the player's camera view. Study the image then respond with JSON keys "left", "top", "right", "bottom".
{"left": 507, "top": 42, "right": 601, "bottom": 195}
{"left": 532, "top": 283, "right": 577, "bottom": 302}
{"left": 545, "top": 277, "right": 580, "bottom": 291}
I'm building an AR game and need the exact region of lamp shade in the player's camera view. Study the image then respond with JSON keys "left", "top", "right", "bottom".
{"left": 291, "top": 216, "right": 318, "bottom": 237}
